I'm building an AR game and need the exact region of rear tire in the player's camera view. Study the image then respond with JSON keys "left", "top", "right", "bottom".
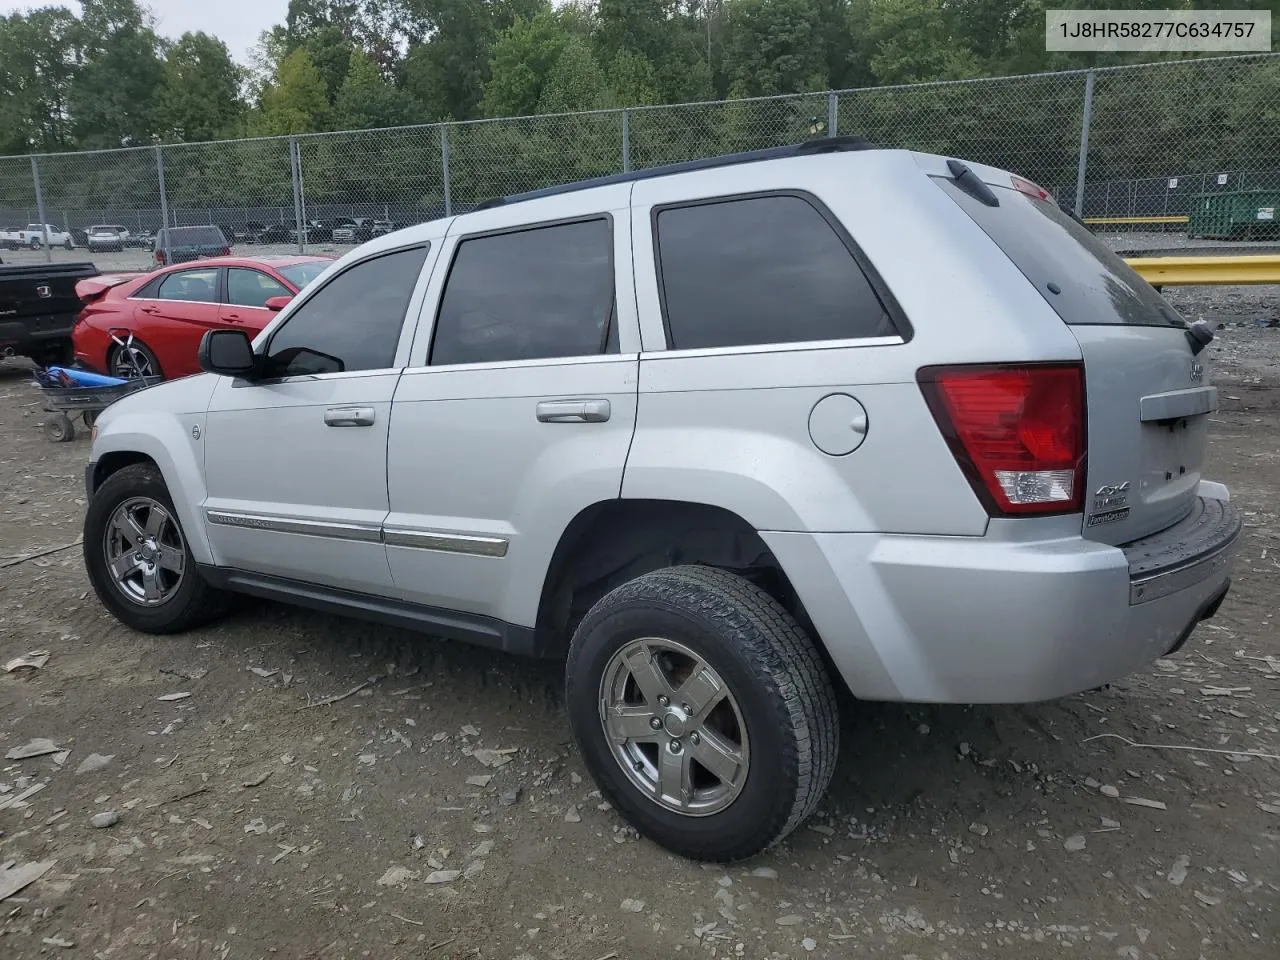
{"left": 46, "top": 415, "right": 74, "bottom": 442}
{"left": 566, "top": 565, "right": 839, "bottom": 862}
{"left": 83, "top": 464, "right": 229, "bottom": 634}
{"left": 109, "top": 340, "right": 162, "bottom": 380}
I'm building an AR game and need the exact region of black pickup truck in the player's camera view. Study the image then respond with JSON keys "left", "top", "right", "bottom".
{"left": 0, "top": 260, "right": 99, "bottom": 365}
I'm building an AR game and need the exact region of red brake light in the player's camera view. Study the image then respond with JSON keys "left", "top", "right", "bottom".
{"left": 155, "top": 250, "right": 165, "bottom": 265}
{"left": 220, "top": 247, "right": 231, "bottom": 257}
{"left": 1012, "top": 176, "right": 1054, "bottom": 204}
{"left": 919, "top": 363, "right": 1086, "bottom": 516}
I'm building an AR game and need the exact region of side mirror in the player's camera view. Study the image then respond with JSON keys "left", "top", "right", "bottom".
{"left": 198, "top": 329, "right": 257, "bottom": 378}
{"left": 264, "top": 295, "right": 292, "bottom": 312}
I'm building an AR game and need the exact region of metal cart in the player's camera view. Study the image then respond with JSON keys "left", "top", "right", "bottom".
{"left": 35, "top": 375, "right": 161, "bottom": 442}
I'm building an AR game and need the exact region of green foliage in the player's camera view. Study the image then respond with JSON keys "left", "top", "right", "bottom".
{"left": 726, "top": 0, "right": 827, "bottom": 97}
{"left": 482, "top": 9, "right": 575, "bottom": 117}
{"left": 0, "top": 7, "right": 80, "bottom": 153}
{"left": 256, "top": 48, "right": 332, "bottom": 135}
{"left": 68, "top": 0, "right": 166, "bottom": 147}
{"left": 157, "top": 33, "right": 244, "bottom": 142}
{"left": 333, "top": 49, "right": 419, "bottom": 128}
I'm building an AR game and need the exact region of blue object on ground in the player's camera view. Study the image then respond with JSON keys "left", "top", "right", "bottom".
{"left": 47, "top": 366, "right": 129, "bottom": 387}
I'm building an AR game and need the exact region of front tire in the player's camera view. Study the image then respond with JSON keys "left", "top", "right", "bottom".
{"left": 83, "top": 464, "right": 228, "bottom": 634}
{"left": 566, "top": 565, "right": 839, "bottom": 861}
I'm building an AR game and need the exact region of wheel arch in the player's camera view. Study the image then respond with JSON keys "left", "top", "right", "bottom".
{"left": 534, "top": 498, "right": 822, "bottom": 661}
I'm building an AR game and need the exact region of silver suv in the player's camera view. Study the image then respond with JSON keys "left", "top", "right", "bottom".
{"left": 82, "top": 139, "right": 1239, "bottom": 862}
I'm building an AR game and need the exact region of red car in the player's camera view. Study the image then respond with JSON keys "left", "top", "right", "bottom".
{"left": 73, "top": 255, "right": 332, "bottom": 380}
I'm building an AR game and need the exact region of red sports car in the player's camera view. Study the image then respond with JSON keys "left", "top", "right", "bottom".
{"left": 73, "top": 255, "right": 332, "bottom": 380}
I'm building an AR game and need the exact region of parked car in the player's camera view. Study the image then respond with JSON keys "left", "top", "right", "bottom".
{"left": 18, "top": 223, "right": 75, "bottom": 250}
{"left": 128, "top": 229, "right": 156, "bottom": 250}
{"left": 87, "top": 225, "right": 130, "bottom": 252}
{"left": 257, "top": 223, "right": 294, "bottom": 244}
{"left": 73, "top": 255, "right": 331, "bottom": 380}
{"left": 0, "top": 226, "right": 22, "bottom": 249}
{"left": 80, "top": 140, "right": 1238, "bottom": 862}
{"left": 332, "top": 217, "right": 379, "bottom": 244}
{"left": 0, "top": 260, "right": 99, "bottom": 364}
{"left": 240, "top": 221, "right": 267, "bottom": 243}
{"left": 153, "top": 225, "right": 231, "bottom": 266}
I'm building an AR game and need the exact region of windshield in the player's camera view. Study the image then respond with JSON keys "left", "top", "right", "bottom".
{"left": 278, "top": 261, "right": 329, "bottom": 288}
{"left": 933, "top": 177, "right": 1184, "bottom": 328}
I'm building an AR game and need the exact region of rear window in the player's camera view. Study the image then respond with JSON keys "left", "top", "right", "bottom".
{"left": 934, "top": 178, "right": 1183, "bottom": 328}
{"left": 160, "top": 226, "right": 227, "bottom": 247}
{"left": 278, "top": 261, "right": 329, "bottom": 289}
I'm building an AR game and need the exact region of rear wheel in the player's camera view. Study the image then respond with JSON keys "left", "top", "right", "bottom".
{"left": 83, "top": 464, "right": 228, "bottom": 633}
{"left": 29, "top": 237, "right": 40, "bottom": 250}
{"left": 566, "top": 565, "right": 839, "bottom": 862}
{"left": 109, "top": 340, "right": 161, "bottom": 380}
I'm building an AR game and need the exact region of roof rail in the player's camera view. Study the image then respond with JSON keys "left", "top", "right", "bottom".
{"left": 474, "top": 136, "right": 878, "bottom": 210}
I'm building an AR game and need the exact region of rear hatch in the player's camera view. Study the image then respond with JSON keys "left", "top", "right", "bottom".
{"left": 933, "top": 169, "right": 1211, "bottom": 546}
{"left": 160, "top": 226, "right": 230, "bottom": 263}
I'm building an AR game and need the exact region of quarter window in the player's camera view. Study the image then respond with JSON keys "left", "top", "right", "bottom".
{"left": 262, "top": 245, "right": 428, "bottom": 378}
{"left": 654, "top": 195, "right": 895, "bottom": 349}
{"left": 227, "top": 268, "right": 290, "bottom": 308}
{"left": 155, "top": 268, "right": 219, "bottom": 304}
{"left": 430, "top": 218, "right": 615, "bottom": 366}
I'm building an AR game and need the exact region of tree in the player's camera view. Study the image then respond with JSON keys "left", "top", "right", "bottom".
{"left": 481, "top": 9, "right": 574, "bottom": 116}
{"left": 256, "top": 48, "right": 332, "bottom": 134}
{"left": 333, "top": 49, "right": 418, "bottom": 127}
{"left": 725, "top": 0, "right": 827, "bottom": 97}
{"left": 0, "top": 7, "right": 80, "bottom": 153}
{"left": 304, "top": 24, "right": 357, "bottom": 103}
{"left": 68, "top": 0, "right": 166, "bottom": 147}
{"left": 156, "top": 33, "right": 244, "bottom": 142}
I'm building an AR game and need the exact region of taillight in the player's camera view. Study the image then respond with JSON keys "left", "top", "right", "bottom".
{"left": 919, "top": 363, "right": 1086, "bottom": 516}
{"left": 220, "top": 247, "right": 230, "bottom": 256}
{"left": 1012, "top": 176, "right": 1054, "bottom": 204}
{"left": 155, "top": 250, "right": 165, "bottom": 264}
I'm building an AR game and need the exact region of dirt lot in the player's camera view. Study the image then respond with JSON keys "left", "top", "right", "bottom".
{"left": 2, "top": 288, "right": 1278, "bottom": 960}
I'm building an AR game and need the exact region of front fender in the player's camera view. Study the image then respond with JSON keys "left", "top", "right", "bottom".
{"left": 90, "top": 377, "right": 217, "bottom": 565}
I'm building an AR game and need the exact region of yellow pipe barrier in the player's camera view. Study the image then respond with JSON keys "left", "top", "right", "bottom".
{"left": 1087, "top": 215, "right": 1189, "bottom": 225}
{"left": 1124, "top": 255, "right": 1280, "bottom": 285}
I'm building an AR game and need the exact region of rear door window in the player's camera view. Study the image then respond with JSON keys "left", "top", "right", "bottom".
{"left": 429, "top": 218, "right": 615, "bottom": 366}
{"left": 933, "top": 178, "right": 1183, "bottom": 328}
{"left": 156, "top": 268, "right": 219, "bottom": 303}
{"left": 653, "top": 194, "right": 896, "bottom": 350}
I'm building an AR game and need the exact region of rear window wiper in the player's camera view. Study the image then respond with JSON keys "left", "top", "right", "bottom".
{"left": 947, "top": 159, "right": 1000, "bottom": 208}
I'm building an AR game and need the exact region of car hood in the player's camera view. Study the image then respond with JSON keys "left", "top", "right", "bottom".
{"left": 95, "top": 372, "right": 218, "bottom": 433}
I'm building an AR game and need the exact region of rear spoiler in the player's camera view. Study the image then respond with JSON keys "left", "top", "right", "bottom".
{"left": 76, "top": 273, "right": 142, "bottom": 302}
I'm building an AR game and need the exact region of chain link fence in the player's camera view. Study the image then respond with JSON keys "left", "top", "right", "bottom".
{"left": 3, "top": 52, "right": 1279, "bottom": 262}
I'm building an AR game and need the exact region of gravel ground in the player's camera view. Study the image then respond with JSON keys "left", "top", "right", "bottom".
{"left": 1, "top": 290, "right": 1278, "bottom": 959}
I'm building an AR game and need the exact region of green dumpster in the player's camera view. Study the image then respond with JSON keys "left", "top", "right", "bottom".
{"left": 1187, "top": 188, "right": 1280, "bottom": 240}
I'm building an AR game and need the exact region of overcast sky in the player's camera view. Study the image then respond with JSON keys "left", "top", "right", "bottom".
{"left": 0, "top": 0, "right": 291, "bottom": 65}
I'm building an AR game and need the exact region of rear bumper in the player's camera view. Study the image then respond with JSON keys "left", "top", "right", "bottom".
{"left": 763, "top": 488, "right": 1240, "bottom": 703}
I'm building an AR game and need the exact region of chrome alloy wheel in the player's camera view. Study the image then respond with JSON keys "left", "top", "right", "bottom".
{"left": 599, "top": 637, "right": 750, "bottom": 816}
{"left": 103, "top": 497, "right": 186, "bottom": 606}
{"left": 111, "top": 345, "right": 156, "bottom": 380}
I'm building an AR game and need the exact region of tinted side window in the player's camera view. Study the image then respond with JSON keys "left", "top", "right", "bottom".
{"left": 227, "top": 268, "right": 290, "bottom": 308}
{"left": 430, "top": 218, "right": 614, "bottom": 366}
{"left": 156, "top": 268, "right": 219, "bottom": 303}
{"left": 655, "top": 195, "right": 895, "bottom": 350}
{"left": 263, "top": 246, "right": 428, "bottom": 378}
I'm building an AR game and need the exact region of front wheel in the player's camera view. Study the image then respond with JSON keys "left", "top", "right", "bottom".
{"left": 83, "top": 463, "right": 228, "bottom": 633}
{"left": 566, "top": 565, "right": 839, "bottom": 862}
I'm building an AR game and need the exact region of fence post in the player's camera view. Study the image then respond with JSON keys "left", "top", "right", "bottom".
{"left": 440, "top": 126, "right": 452, "bottom": 217}
{"left": 622, "top": 109, "right": 631, "bottom": 173}
{"left": 828, "top": 93, "right": 838, "bottom": 138}
{"left": 289, "top": 137, "right": 305, "bottom": 254}
{"left": 1073, "top": 70, "right": 1096, "bottom": 219}
{"left": 30, "top": 155, "right": 51, "bottom": 263}
{"left": 155, "top": 145, "right": 170, "bottom": 231}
